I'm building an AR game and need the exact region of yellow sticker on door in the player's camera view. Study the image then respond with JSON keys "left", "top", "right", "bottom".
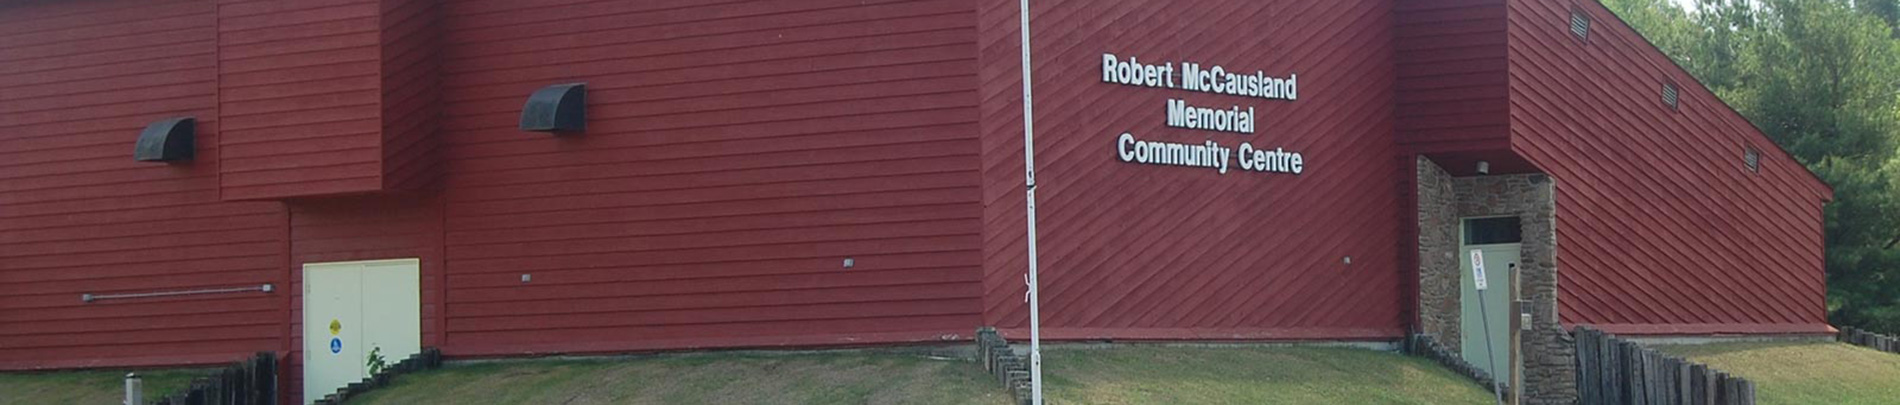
{"left": 329, "top": 319, "right": 345, "bottom": 356}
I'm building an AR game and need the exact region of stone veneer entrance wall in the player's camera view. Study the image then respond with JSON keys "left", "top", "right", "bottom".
{"left": 1415, "top": 157, "right": 1576, "bottom": 404}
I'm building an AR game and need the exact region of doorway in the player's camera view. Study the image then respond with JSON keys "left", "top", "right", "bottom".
{"left": 302, "top": 259, "right": 421, "bottom": 404}
{"left": 1460, "top": 216, "right": 1518, "bottom": 383}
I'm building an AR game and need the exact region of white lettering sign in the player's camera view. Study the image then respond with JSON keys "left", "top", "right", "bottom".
{"left": 1166, "top": 99, "right": 1254, "bottom": 134}
{"left": 1100, "top": 52, "right": 1309, "bottom": 176}
{"left": 1102, "top": 54, "right": 1299, "bottom": 101}
{"left": 1117, "top": 132, "right": 1230, "bottom": 174}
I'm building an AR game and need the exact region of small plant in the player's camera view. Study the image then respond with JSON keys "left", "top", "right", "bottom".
{"left": 366, "top": 346, "right": 388, "bottom": 375}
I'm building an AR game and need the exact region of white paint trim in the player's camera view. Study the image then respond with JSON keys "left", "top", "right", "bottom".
{"left": 301, "top": 258, "right": 421, "bottom": 268}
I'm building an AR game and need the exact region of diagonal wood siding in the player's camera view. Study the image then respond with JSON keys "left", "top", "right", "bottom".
{"left": 1505, "top": 0, "right": 1830, "bottom": 333}
{"left": 977, "top": 0, "right": 1409, "bottom": 339}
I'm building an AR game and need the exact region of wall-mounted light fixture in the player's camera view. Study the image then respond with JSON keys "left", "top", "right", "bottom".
{"left": 1476, "top": 160, "right": 1491, "bottom": 175}
{"left": 519, "top": 83, "right": 586, "bottom": 133}
{"left": 134, "top": 117, "right": 194, "bottom": 162}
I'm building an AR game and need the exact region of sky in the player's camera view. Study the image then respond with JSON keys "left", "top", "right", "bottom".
{"left": 1669, "top": 0, "right": 1773, "bottom": 14}
{"left": 1672, "top": 0, "right": 1702, "bottom": 13}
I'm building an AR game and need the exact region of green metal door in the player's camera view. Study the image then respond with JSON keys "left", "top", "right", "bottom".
{"left": 1460, "top": 244, "right": 1516, "bottom": 383}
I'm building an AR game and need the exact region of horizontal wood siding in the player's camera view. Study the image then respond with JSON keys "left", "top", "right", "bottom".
{"left": 977, "top": 0, "right": 1407, "bottom": 340}
{"left": 1505, "top": 0, "right": 1830, "bottom": 331}
{"left": 216, "top": 0, "right": 386, "bottom": 200}
{"left": 1395, "top": 0, "right": 1510, "bottom": 152}
{"left": 434, "top": 0, "right": 986, "bottom": 356}
{"left": 0, "top": 0, "right": 287, "bottom": 370}
{"left": 379, "top": 0, "right": 442, "bottom": 191}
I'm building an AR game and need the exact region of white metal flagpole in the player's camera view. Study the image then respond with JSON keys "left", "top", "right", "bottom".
{"left": 1018, "top": 0, "right": 1044, "bottom": 404}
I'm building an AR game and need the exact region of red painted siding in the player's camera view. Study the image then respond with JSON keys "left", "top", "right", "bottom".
{"left": 977, "top": 0, "right": 1408, "bottom": 340}
{"left": 0, "top": 0, "right": 286, "bottom": 369}
{"left": 378, "top": 0, "right": 442, "bottom": 191}
{"left": 216, "top": 0, "right": 442, "bottom": 200}
{"left": 216, "top": 0, "right": 387, "bottom": 200}
{"left": 0, "top": 0, "right": 1837, "bottom": 393}
{"left": 1395, "top": 0, "right": 1509, "bottom": 154}
{"left": 1505, "top": 0, "right": 1830, "bottom": 333}
{"left": 432, "top": 0, "right": 987, "bottom": 356}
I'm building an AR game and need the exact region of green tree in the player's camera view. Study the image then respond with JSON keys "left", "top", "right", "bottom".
{"left": 1747, "top": 0, "right": 1900, "bottom": 333}
{"left": 1856, "top": 0, "right": 1900, "bottom": 36}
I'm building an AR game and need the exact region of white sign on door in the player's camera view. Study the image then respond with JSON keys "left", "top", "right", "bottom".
{"left": 1470, "top": 249, "right": 1488, "bottom": 291}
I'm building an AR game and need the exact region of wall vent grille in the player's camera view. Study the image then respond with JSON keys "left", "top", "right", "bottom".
{"left": 1662, "top": 82, "right": 1680, "bottom": 110}
{"left": 1745, "top": 147, "right": 1761, "bottom": 173}
{"left": 1570, "top": 9, "right": 1591, "bottom": 40}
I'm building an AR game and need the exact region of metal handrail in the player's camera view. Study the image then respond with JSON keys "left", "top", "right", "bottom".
{"left": 82, "top": 284, "right": 273, "bottom": 303}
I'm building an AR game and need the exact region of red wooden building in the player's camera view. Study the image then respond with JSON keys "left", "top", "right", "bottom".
{"left": 0, "top": 0, "right": 1831, "bottom": 401}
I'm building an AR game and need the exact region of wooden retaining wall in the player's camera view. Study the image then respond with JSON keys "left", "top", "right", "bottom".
{"left": 1573, "top": 327, "right": 1754, "bottom": 405}
{"left": 1838, "top": 327, "right": 1900, "bottom": 354}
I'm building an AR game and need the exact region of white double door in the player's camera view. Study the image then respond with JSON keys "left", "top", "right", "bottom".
{"left": 302, "top": 259, "right": 421, "bottom": 404}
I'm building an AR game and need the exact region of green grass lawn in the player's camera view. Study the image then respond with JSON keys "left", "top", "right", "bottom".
{"left": 349, "top": 351, "right": 1009, "bottom": 405}
{"left": 1041, "top": 346, "right": 1493, "bottom": 404}
{"left": 1654, "top": 341, "right": 1900, "bottom": 405}
{"left": 0, "top": 368, "right": 211, "bottom": 404}
{"left": 0, "top": 346, "right": 1494, "bottom": 404}
{"left": 349, "top": 345, "right": 1490, "bottom": 405}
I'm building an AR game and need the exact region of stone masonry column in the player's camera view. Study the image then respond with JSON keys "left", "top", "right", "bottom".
{"left": 1416, "top": 157, "right": 1462, "bottom": 350}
